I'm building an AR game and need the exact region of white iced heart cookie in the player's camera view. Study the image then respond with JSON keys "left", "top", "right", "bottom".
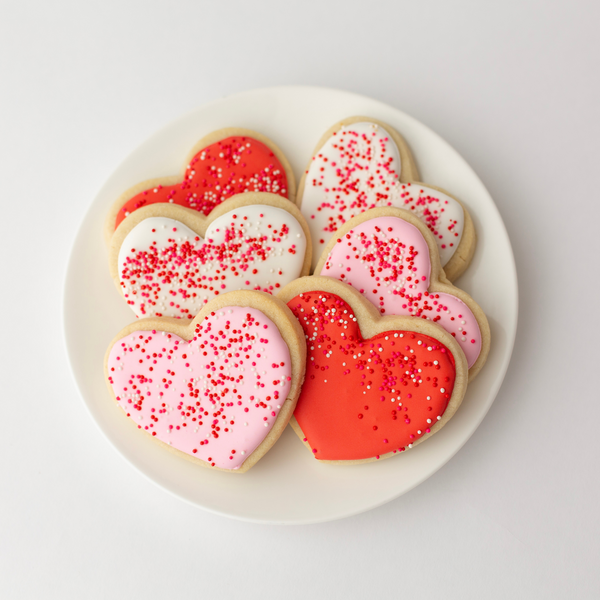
{"left": 298, "top": 116, "right": 476, "bottom": 280}
{"left": 109, "top": 193, "right": 312, "bottom": 319}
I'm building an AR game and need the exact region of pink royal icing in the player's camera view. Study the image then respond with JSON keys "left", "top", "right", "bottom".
{"left": 320, "top": 216, "right": 482, "bottom": 367}
{"left": 106, "top": 307, "right": 292, "bottom": 469}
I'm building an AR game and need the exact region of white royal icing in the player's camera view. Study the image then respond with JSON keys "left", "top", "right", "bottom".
{"left": 301, "top": 121, "right": 464, "bottom": 268}
{"left": 118, "top": 204, "right": 307, "bottom": 318}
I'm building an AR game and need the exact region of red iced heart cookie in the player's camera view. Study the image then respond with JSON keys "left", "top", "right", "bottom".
{"left": 315, "top": 207, "right": 490, "bottom": 379}
{"left": 109, "top": 193, "right": 312, "bottom": 319}
{"left": 104, "top": 290, "right": 306, "bottom": 473}
{"left": 278, "top": 277, "right": 468, "bottom": 463}
{"left": 104, "top": 128, "right": 296, "bottom": 244}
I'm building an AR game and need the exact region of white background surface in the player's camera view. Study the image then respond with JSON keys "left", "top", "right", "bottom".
{"left": 1, "top": 0, "right": 598, "bottom": 598}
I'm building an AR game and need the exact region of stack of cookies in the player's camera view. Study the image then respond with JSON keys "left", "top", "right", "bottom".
{"left": 103, "top": 118, "right": 490, "bottom": 472}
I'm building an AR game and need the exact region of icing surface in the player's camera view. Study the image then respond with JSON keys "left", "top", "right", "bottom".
{"left": 106, "top": 307, "right": 292, "bottom": 470}
{"left": 301, "top": 121, "right": 464, "bottom": 267}
{"left": 320, "top": 216, "right": 481, "bottom": 367}
{"left": 287, "top": 292, "right": 456, "bottom": 460}
{"left": 115, "top": 136, "right": 289, "bottom": 229}
{"left": 118, "top": 205, "right": 307, "bottom": 319}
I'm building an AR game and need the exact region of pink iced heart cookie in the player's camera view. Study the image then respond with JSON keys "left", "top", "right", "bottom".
{"left": 315, "top": 207, "right": 489, "bottom": 380}
{"left": 104, "top": 127, "right": 296, "bottom": 245}
{"left": 109, "top": 193, "right": 312, "bottom": 319}
{"left": 298, "top": 116, "right": 475, "bottom": 280}
{"left": 104, "top": 291, "right": 306, "bottom": 473}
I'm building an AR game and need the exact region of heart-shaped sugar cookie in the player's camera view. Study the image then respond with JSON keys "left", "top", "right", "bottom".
{"left": 278, "top": 277, "right": 468, "bottom": 463}
{"left": 315, "top": 207, "right": 490, "bottom": 379}
{"left": 104, "top": 128, "right": 296, "bottom": 245}
{"left": 109, "top": 193, "right": 312, "bottom": 319}
{"left": 298, "top": 117, "right": 475, "bottom": 280}
{"left": 105, "top": 290, "right": 306, "bottom": 473}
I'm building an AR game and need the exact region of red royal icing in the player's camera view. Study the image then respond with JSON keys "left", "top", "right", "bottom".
{"left": 114, "top": 136, "right": 289, "bottom": 230}
{"left": 287, "top": 292, "right": 456, "bottom": 461}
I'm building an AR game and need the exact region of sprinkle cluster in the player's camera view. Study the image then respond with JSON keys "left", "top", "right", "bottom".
{"left": 115, "top": 136, "right": 288, "bottom": 229}
{"left": 107, "top": 307, "right": 292, "bottom": 470}
{"left": 119, "top": 207, "right": 305, "bottom": 319}
{"left": 398, "top": 183, "right": 461, "bottom": 254}
{"left": 308, "top": 125, "right": 400, "bottom": 235}
{"left": 287, "top": 292, "right": 456, "bottom": 461}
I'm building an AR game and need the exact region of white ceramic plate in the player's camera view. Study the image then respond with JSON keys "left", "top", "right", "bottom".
{"left": 63, "top": 86, "right": 517, "bottom": 524}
